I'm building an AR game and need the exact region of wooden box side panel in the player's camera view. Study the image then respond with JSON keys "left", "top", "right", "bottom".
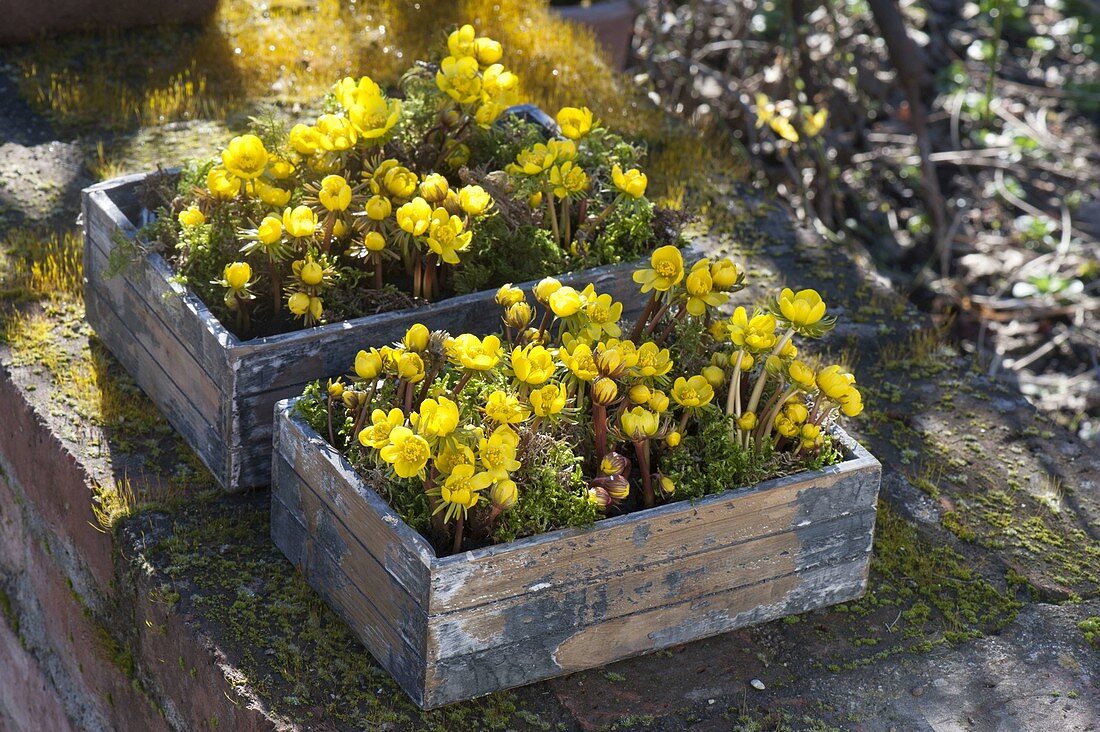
{"left": 81, "top": 187, "right": 228, "bottom": 484}
{"left": 424, "top": 473, "right": 877, "bottom": 660}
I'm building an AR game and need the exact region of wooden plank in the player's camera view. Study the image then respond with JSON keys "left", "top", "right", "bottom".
{"left": 426, "top": 507, "right": 876, "bottom": 661}
{"left": 271, "top": 452, "right": 427, "bottom": 652}
{"left": 428, "top": 459, "right": 878, "bottom": 614}
{"left": 270, "top": 484, "right": 426, "bottom": 705}
{"left": 275, "top": 401, "right": 435, "bottom": 596}
{"left": 420, "top": 553, "right": 869, "bottom": 708}
{"left": 83, "top": 235, "right": 223, "bottom": 418}
{"left": 83, "top": 288, "right": 226, "bottom": 482}
{"left": 83, "top": 186, "right": 236, "bottom": 387}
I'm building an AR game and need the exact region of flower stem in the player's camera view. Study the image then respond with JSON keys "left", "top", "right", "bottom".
{"left": 725, "top": 351, "right": 745, "bottom": 417}
{"left": 451, "top": 370, "right": 472, "bottom": 398}
{"left": 630, "top": 292, "right": 659, "bottom": 341}
{"left": 452, "top": 514, "right": 465, "bottom": 554}
{"left": 634, "top": 440, "right": 654, "bottom": 508}
{"left": 544, "top": 184, "right": 560, "bottom": 246}
{"left": 373, "top": 251, "right": 383, "bottom": 290}
{"left": 593, "top": 402, "right": 608, "bottom": 466}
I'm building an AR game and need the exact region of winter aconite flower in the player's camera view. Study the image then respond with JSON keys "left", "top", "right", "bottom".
{"left": 412, "top": 396, "right": 460, "bottom": 439}
{"left": 318, "top": 174, "right": 352, "bottom": 212}
{"left": 438, "top": 465, "right": 493, "bottom": 521}
{"left": 221, "top": 134, "right": 269, "bottom": 180}
{"left": 511, "top": 345, "right": 556, "bottom": 386}
{"left": 364, "top": 195, "right": 392, "bottom": 221}
{"left": 620, "top": 407, "right": 660, "bottom": 439}
{"left": 396, "top": 198, "right": 432, "bottom": 237}
{"left": 633, "top": 245, "right": 685, "bottom": 293}
{"left": 549, "top": 162, "right": 589, "bottom": 199}
{"left": 449, "top": 334, "right": 502, "bottom": 371}
{"left": 359, "top": 408, "right": 404, "bottom": 449}
{"left": 483, "top": 390, "right": 530, "bottom": 424}
{"left": 611, "top": 164, "right": 647, "bottom": 199}
{"left": 671, "top": 375, "right": 715, "bottom": 409}
{"left": 379, "top": 426, "right": 431, "bottom": 479}
{"left": 178, "top": 206, "right": 205, "bottom": 227}
{"left": 684, "top": 260, "right": 727, "bottom": 316}
{"left": 436, "top": 55, "right": 482, "bottom": 104}
{"left": 458, "top": 185, "right": 492, "bottom": 217}
{"left": 206, "top": 167, "right": 240, "bottom": 200}
{"left": 556, "top": 106, "right": 594, "bottom": 140}
{"left": 549, "top": 286, "right": 583, "bottom": 318}
{"left": 426, "top": 210, "right": 473, "bottom": 264}
{"left": 355, "top": 349, "right": 383, "bottom": 380}
{"left": 529, "top": 382, "right": 568, "bottom": 417}
{"left": 478, "top": 425, "right": 521, "bottom": 480}
{"left": 777, "top": 288, "right": 827, "bottom": 328}
{"left": 283, "top": 205, "right": 318, "bottom": 239}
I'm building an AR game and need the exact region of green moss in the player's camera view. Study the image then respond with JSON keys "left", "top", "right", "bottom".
{"left": 1078, "top": 616, "right": 1100, "bottom": 648}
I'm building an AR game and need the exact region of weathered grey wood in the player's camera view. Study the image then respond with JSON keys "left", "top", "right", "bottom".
{"left": 84, "top": 172, "right": 674, "bottom": 490}
{"left": 421, "top": 555, "right": 871, "bottom": 707}
{"left": 270, "top": 397, "right": 882, "bottom": 710}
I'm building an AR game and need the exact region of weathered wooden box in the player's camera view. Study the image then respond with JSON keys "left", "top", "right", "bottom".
{"left": 270, "top": 397, "right": 881, "bottom": 709}
{"left": 82, "top": 172, "right": 656, "bottom": 491}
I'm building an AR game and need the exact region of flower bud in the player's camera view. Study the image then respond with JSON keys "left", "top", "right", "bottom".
{"left": 224, "top": 262, "right": 251, "bottom": 290}
{"left": 702, "top": 365, "right": 725, "bottom": 389}
{"left": 503, "top": 301, "right": 534, "bottom": 330}
{"left": 490, "top": 479, "right": 518, "bottom": 510}
{"left": 355, "top": 349, "right": 383, "bottom": 380}
{"left": 533, "top": 277, "right": 562, "bottom": 304}
{"left": 288, "top": 291, "right": 311, "bottom": 315}
{"left": 300, "top": 261, "right": 324, "bottom": 286}
{"left": 628, "top": 384, "right": 651, "bottom": 404}
{"left": 419, "top": 173, "right": 450, "bottom": 204}
{"left": 586, "top": 486, "right": 612, "bottom": 509}
{"left": 592, "top": 474, "right": 630, "bottom": 501}
{"left": 404, "top": 323, "right": 430, "bottom": 352}
{"left": 599, "top": 451, "right": 630, "bottom": 476}
{"left": 647, "top": 390, "right": 670, "bottom": 413}
{"left": 327, "top": 379, "right": 344, "bottom": 398}
{"left": 740, "top": 352, "right": 755, "bottom": 371}
{"left": 309, "top": 296, "right": 324, "bottom": 320}
{"left": 396, "top": 351, "right": 425, "bottom": 382}
{"left": 591, "top": 376, "right": 619, "bottom": 406}
{"left": 595, "top": 348, "right": 625, "bottom": 378}
{"left": 655, "top": 474, "right": 675, "bottom": 498}
{"left": 342, "top": 390, "right": 364, "bottom": 410}
{"left": 363, "top": 231, "right": 386, "bottom": 252}
{"left": 664, "top": 431, "right": 681, "bottom": 448}
{"left": 178, "top": 205, "right": 205, "bottom": 227}
{"left": 736, "top": 411, "right": 757, "bottom": 431}
{"left": 495, "top": 283, "right": 525, "bottom": 308}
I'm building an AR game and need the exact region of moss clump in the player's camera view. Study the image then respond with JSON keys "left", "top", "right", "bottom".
{"left": 1079, "top": 616, "right": 1100, "bottom": 648}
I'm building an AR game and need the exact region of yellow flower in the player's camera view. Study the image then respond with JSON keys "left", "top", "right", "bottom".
{"left": 478, "top": 425, "right": 521, "bottom": 480}
{"left": 671, "top": 375, "right": 714, "bottom": 409}
{"left": 632, "top": 245, "right": 685, "bottom": 293}
{"left": 458, "top": 185, "right": 492, "bottom": 216}
{"left": 754, "top": 93, "right": 776, "bottom": 128}
{"left": 611, "top": 164, "right": 648, "bottom": 199}
{"left": 379, "top": 426, "right": 432, "bottom": 479}
{"left": 709, "top": 258, "right": 741, "bottom": 290}
{"left": 594, "top": 341, "right": 637, "bottom": 378}
{"left": 288, "top": 124, "right": 326, "bottom": 155}
{"left": 404, "top": 323, "right": 430, "bottom": 352}
{"left": 333, "top": 75, "right": 381, "bottom": 110}
{"left": 817, "top": 365, "right": 855, "bottom": 400}
{"left": 254, "top": 179, "right": 291, "bottom": 207}
{"left": 727, "top": 307, "right": 778, "bottom": 352}
{"left": 770, "top": 115, "right": 800, "bottom": 143}
{"left": 475, "top": 100, "right": 506, "bottom": 128}
{"left": 490, "top": 479, "right": 518, "bottom": 510}
{"left": 419, "top": 174, "right": 449, "bottom": 204}
{"left": 474, "top": 36, "right": 503, "bottom": 65}
{"left": 396, "top": 351, "right": 426, "bottom": 383}
{"left": 283, "top": 205, "right": 318, "bottom": 239}
{"left": 647, "top": 389, "right": 670, "bottom": 412}
{"left": 775, "top": 415, "right": 800, "bottom": 438}
{"left": 839, "top": 386, "right": 864, "bottom": 417}
{"left": 206, "top": 167, "right": 240, "bottom": 200}
{"left": 556, "top": 106, "right": 594, "bottom": 139}
{"left": 549, "top": 286, "right": 582, "bottom": 318}
{"left": 223, "top": 262, "right": 251, "bottom": 291}
{"left": 484, "top": 390, "right": 530, "bottom": 424}
{"left": 534, "top": 277, "right": 562, "bottom": 303}
{"left": 561, "top": 341, "right": 598, "bottom": 381}
{"left": 701, "top": 365, "right": 725, "bottom": 389}
{"left": 355, "top": 349, "right": 384, "bottom": 380}
{"left": 529, "top": 382, "right": 568, "bottom": 416}
{"left": 549, "top": 162, "right": 589, "bottom": 199}
{"left": 362, "top": 231, "right": 386, "bottom": 252}
{"left": 396, "top": 197, "right": 432, "bottom": 236}
{"left": 411, "top": 396, "right": 460, "bottom": 438}
{"left": 438, "top": 464, "right": 493, "bottom": 521}
{"left": 664, "top": 431, "right": 681, "bottom": 448}
{"left": 620, "top": 407, "right": 659, "bottom": 440}
{"left": 657, "top": 475, "right": 676, "bottom": 498}
{"left": 318, "top": 174, "right": 352, "bottom": 212}
{"left": 256, "top": 215, "right": 283, "bottom": 246}
{"left": 359, "top": 408, "right": 404, "bottom": 449}
{"left": 777, "top": 288, "right": 827, "bottom": 328}
{"left": 380, "top": 164, "right": 419, "bottom": 199}
{"left": 364, "top": 195, "right": 392, "bottom": 221}
{"left": 511, "top": 344, "right": 556, "bottom": 386}
{"left": 298, "top": 260, "right": 324, "bottom": 286}
{"left": 434, "top": 443, "right": 476, "bottom": 476}
{"left": 630, "top": 342, "right": 673, "bottom": 378}
{"left": 266, "top": 157, "right": 296, "bottom": 180}
{"left": 287, "top": 292, "right": 310, "bottom": 316}
{"left": 447, "top": 24, "right": 477, "bottom": 58}
{"left": 346, "top": 92, "right": 401, "bottom": 141}
{"left": 449, "top": 333, "right": 502, "bottom": 371}
{"left": 582, "top": 288, "right": 624, "bottom": 340}
{"left": 178, "top": 205, "right": 205, "bottom": 227}
{"left": 495, "top": 283, "right": 525, "bottom": 308}
{"left": 803, "top": 107, "right": 828, "bottom": 138}
{"left": 503, "top": 301, "right": 533, "bottom": 330}
{"left": 481, "top": 64, "right": 518, "bottom": 97}
{"left": 221, "top": 134, "right": 268, "bottom": 180}
{"left": 436, "top": 55, "right": 482, "bottom": 105}
{"left": 510, "top": 139, "right": 575, "bottom": 176}
{"left": 737, "top": 412, "right": 758, "bottom": 431}
{"left": 315, "top": 114, "right": 358, "bottom": 151}
{"left": 788, "top": 361, "right": 816, "bottom": 390}
{"left": 685, "top": 260, "right": 727, "bottom": 316}
{"left": 628, "top": 384, "right": 651, "bottom": 404}
{"left": 427, "top": 209, "right": 473, "bottom": 265}
{"left": 784, "top": 401, "right": 809, "bottom": 424}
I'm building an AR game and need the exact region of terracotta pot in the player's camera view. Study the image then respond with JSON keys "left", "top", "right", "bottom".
{"left": 552, "top": 0, "right": 637, "bottom": 70}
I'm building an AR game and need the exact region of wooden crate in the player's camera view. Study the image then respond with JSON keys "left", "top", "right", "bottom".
{"left": 270, "top": 397, "right": 882, "bottom": 709}
{"left": 82, "top": 172, "right": 662, "bottom": 491}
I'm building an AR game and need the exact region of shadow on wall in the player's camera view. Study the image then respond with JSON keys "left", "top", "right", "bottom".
{"left": 0, "top": 0, "right": 220, "bottom": 45}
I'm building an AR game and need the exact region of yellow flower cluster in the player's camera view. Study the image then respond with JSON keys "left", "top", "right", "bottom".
{"left": 435, "top": 24, "right": 519, "bottom": 128}
{"left": 754, "top": 93, "right": 829, "bottom": 144}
